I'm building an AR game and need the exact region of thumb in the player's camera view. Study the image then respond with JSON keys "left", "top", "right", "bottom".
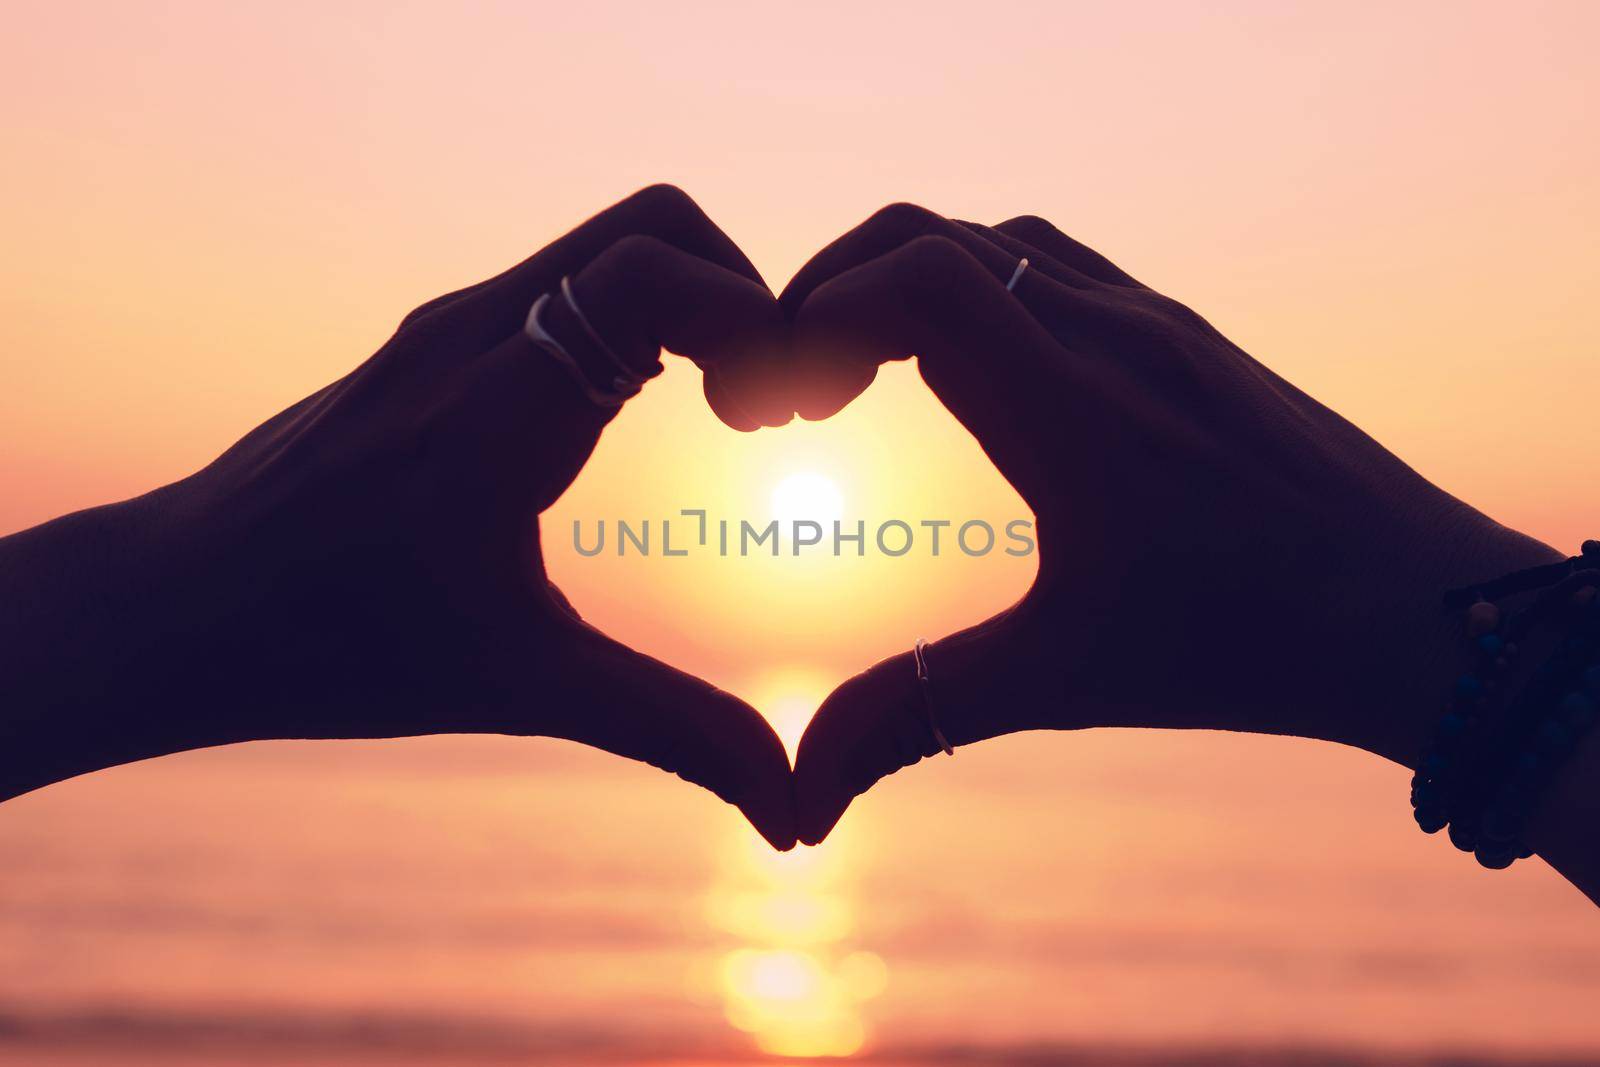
{"left": 543, "top": 622, "right": 797, "bottom": 851}
{"left": 792, "top": 605, "right": 1060, "bottom": 846}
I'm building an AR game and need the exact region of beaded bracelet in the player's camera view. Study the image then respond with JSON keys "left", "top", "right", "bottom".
{"left": 1412, "top": 541, "right": 1600, "bottom": 868}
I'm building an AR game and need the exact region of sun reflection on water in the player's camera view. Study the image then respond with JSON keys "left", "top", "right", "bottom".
{"left": 698, "top": 677, "right": 887, "bottom": 1058}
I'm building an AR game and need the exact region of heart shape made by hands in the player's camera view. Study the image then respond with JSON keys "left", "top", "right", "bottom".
{"left": 517, "top": 191, "right": 1205, "bottom": 851}
{"left": 135, "top": 186, "right": 1460, "bottom": 867}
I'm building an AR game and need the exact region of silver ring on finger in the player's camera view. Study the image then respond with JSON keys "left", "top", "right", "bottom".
{"left": 912, "top": 638, "right": 956, "bottom": 757}
{"left": 1005, "top": 256, "right": 1030, "bottom": 294}
{"left": 523, "top": 277, "right": 648, "bottom": 409}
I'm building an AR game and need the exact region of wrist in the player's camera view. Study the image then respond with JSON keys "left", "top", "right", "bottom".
{"left": 1381, "top": 527, "right": 1600, "bottom": 892}
{"left": 1526, "top": 719, "right": 1600, "bottom": 901}
{"left": 1319, "top": 500, "right": 1564, "bottom": 770}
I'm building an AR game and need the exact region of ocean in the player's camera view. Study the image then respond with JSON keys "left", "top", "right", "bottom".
{"left": 2, "top": 723, "right": 1596, "bottom": 1066}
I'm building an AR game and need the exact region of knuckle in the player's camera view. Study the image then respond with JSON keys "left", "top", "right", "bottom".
{"left": 1141, "top": 291, "right": 1207, "bottom": 330}
{"left": 1000, "top": 213, "right": 1055, "bottom": 235}
{"left": 597, "top": 232, "right": 670, "bottom": 273}
{"left": 397, "top": 290, "right": 461, "bottom": 331}
{"left": 895, "top": 234, "right": 977, "bottom": 292}
{"left": 899, "top": 232, "right": 967, "bottom": 264}
{"left": 623, "top": 182, "right": 703, "bottom": 224}
{"left": 999, "top": 215, "right": 1067, "bottom": 247}
{"left": 866, "top": 201, "right": 940, "bottom": 241}
{"left": 870, "top": 234, "right": 983, "bottom": 316}
{"left": 397, "top": 304, "right": 431, "bottom": 330}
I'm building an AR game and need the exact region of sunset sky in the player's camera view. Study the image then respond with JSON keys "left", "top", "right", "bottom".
{"left": 3, "top": 2, "right": 1599, "bottom": 1063}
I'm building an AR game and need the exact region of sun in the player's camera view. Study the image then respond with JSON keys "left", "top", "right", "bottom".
{"left": 770, "top": 471, "right": 844, "bottom": 527}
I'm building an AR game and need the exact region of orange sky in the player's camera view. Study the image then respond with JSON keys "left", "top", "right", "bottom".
{"left": 3, "top": 2, "right": 1599, "bottom": 1061}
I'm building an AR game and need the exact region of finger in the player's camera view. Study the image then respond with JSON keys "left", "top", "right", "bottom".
{"left": 702, "top": 369, "right": 763, "bottom": 433}
{"left": 457, "top": 183, "right": 768, "bottom": 339}
{"left": 948, "top": 219, "right": 1147, "bottom": 359}
{"left": 567, "top": 235, "right": 792, "bottom": 426}
{"left": 971, "top": 218, "right": 1229, "bottom": 386}
{"left": 779, "top": 204, "right": 1014, "bottom": 421}
{"left": 793, "top": 608, "right": 1057, "bottom": 846}
{"left": 780, "top": 202, "right": 1021, "bottom": 318}
{"left": 388, "top": 184, "right": 782, "bottom": 427}
{"left": 993, "top": 215, "right": 1146, "bottom": 288}
{"left": 953, "top": 219, "right": 1104, "bottom": 290}
{"left": 438, "top": 238, "right": 790, "bottom": 506}
{"left": 785, "top": 355, "right": 879, "bottom": 424}
{"left": 546, "top": 624, "right": 798, "bottom": 851}
{"left": 461, "top": 236, "right": 790, "bottom": 436}
{"left": 790, "top": 233, "right": 1081, "bottom": 499}
{"left": 778, "top": 203, "right": 1080, "bottom": 421}
{"left": 396, "top": 279, "right": 493, "bottom": 332}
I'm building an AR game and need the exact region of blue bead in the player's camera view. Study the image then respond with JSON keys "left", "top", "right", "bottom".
{"left": 1422, "top": 752, "right": 1450, "bottom": 776}
{"left": 1476, "top": 634, "right": 1505, "bottom": 658}
{"left": 1476, "top": 845, "right": 1516, "bottom": 870}
{"left": 1414, "top": 808, "right": 1447, "bottom": 834}
{"left": 1437, "top": 712, "right": 1467, "bottom": 739}
{"left": 1454, "top": 675, "right": 1484, "bottom": 700}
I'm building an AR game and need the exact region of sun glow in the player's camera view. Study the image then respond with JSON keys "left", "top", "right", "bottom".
{"left": 701, "top": 817, "right": 887, "bottom": 1059}
{"left": 770, "top": 471, "right": 845, "bottom": 527}
{"left": 746, "top": 668, "right": 831, "bottom": 761}
{"left": 719, "top": 947, "right": 886, "bottom": 1057}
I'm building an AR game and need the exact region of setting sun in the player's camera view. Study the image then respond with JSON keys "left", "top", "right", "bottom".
{"left": 770, "top": 471, "right": 845, "bottom": 527}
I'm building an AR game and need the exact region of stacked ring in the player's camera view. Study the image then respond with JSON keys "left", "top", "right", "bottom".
{"left": 524, "top": 276, "right": 650, "bottom": 408}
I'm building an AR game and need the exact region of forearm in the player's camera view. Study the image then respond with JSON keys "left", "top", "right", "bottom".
{"left": 0, "top": 488, "right": 227, "bottom": 800}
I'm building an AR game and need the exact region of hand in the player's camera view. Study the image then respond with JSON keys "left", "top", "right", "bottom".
{"left": 780, "top": 204, "right": 1561, "bottom": 846}
{"left": 0, "top": 185, "right": 799, "bottom": 849}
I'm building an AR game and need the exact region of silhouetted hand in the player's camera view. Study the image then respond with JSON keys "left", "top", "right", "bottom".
{"left": 781, "top": 204, "right": 1560, "bottom": 846}
{"left": 0, "top": 185, "right": 798, "bottom": 849}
